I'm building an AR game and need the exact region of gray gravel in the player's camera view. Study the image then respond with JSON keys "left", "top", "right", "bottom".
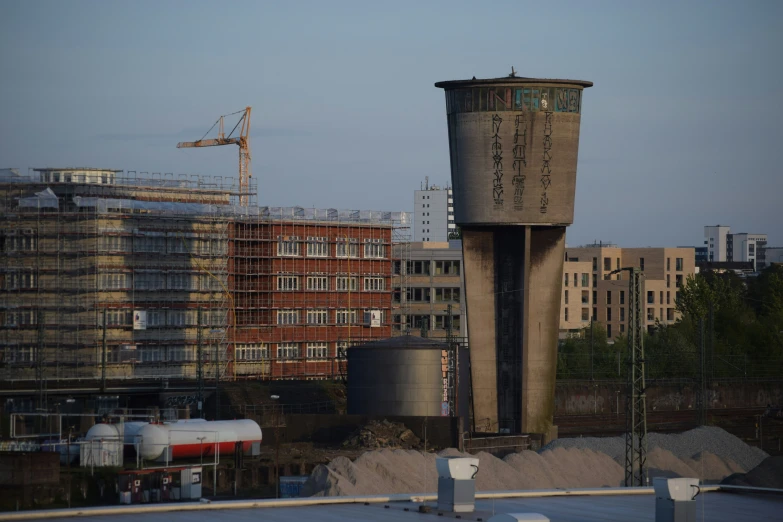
{"left": 541, "top": 426, "right": 768, "bottom": 471}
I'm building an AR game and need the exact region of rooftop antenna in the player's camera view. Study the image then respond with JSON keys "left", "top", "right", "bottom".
{"left": 425, "top": 176, "right": 429, "bottom": 190}
{"left": 509, "top": 66, "right": 517, "bottom": 78}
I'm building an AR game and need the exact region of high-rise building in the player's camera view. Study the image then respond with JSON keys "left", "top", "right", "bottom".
{"left": 413, "top": 179, "right": 455, "bottom": 242}
{"left": 704, "top": 225, "right": 731, "bottom": 262}
{"left": 436, "top": 73, "right": 592, "bottom": 436}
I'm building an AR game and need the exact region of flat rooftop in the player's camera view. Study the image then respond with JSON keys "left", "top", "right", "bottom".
{"left": 6, "top": 491, "right": 782, "bottom": 522}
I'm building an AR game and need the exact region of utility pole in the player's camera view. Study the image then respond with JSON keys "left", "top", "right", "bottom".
{"left": 101, "top": 309, "right": 107, "bottom": 393}
{"left": 590, "top": 319, "right": 594, "bottom": 381}
{"left": 610, "top": 266, "right": 647, "bottom": 487}
{"left": 197, "top": 308, "right": 204, "bottom": 418}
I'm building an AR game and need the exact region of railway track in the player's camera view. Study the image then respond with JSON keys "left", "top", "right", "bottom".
{"left": 554, "top": 407, "right": 783, "bottom": 456}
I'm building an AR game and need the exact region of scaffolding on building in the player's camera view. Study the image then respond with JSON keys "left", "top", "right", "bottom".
{"left": 0, "top": 169, "right": 411, "bottom": 386}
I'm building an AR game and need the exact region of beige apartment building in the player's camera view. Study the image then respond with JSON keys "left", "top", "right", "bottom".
{"left": 561, "top": 245, "right": 696, "bottom": 339}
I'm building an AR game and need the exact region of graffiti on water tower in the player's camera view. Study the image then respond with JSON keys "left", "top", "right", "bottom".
{"left": 491, "top": 114, "right": 504, "bottom": 207}
{"left": 512, "top": 113, "right": 527, "bottom": 211}
{"left": 540, "top": 111, "right": 554, "bottom": 214}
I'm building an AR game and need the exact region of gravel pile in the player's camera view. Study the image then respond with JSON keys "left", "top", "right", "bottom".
{"left": 302, "top": 427, "right": 767, "bottom": 496}
{"left": 542, "top": 426, "right": 768, "bottom": 471}
{"left": 721, "top": 456, "right": 783, "bottom": 489}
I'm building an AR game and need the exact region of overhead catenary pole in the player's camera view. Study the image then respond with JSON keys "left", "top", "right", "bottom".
{"left": 610, "top": 266, "right": 647, "bottom": 487}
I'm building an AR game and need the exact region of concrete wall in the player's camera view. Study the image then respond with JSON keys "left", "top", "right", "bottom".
{"left": 554, "top": 381, "right": 783, "bottom": 415}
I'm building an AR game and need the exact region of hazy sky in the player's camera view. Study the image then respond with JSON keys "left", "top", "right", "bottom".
{"left": 1, "top": 1, "right": 781, "bottom": 247}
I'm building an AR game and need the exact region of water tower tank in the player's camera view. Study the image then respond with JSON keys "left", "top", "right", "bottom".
{"left": 347, "top": 336, "right": 446, "bottom": 416}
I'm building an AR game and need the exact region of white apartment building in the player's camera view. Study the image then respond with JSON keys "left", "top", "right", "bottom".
{"left": 414, "top": 179, "right": 455, "bottom": 242}
{"left": 728, "top": 233, "right": 767, "bottom": 271}
{"left": 704, "top": 225, "right": 731, "bottom": 262}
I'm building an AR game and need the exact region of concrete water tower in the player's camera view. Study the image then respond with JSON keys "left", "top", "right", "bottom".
{"left": 435, "top": 73, "right": 592, "bottom": 438}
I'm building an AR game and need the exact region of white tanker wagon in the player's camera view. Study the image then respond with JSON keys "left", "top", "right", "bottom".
{"left": 86, "top": 419, "right": 262, "bottom": 461}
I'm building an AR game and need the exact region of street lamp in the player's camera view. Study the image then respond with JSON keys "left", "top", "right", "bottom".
{"left": 270, "top": 395, "right": 281, "bottom": 499}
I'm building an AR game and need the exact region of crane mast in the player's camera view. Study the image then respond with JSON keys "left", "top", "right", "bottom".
{"left": 177, "top": 106, "right": 252, "bottom": 206}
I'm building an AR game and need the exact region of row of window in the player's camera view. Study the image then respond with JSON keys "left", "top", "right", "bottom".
{"left": 394, "top": 260, "right": 461, "bottom": 276}
{"left": 97, "top": 309, "right": 225, "bottom": 327}
{"left": 392, "top": 314, "right": 461, "bottom": 330}
{"left": 2, "top": 235, "right": 37, "bottom": 252}
{"left": 277, "top": 237, "right": 386, "bottom": 259}
{"left": 587, "top": 256, "right": 686, "bottom": 273}
{"left": 565, "top": 272, "right": 685, "bottom": 291}
{"left": 276, "top": 309, "right": 386, "bottom": 325}
{"left": 98, "top": 236, "right": 227, "bottom": 255}
{"left": 99, "top": 272, "right": 226, "bottom": 291}
{"left": 392, "top": 287, "right": 461, "bottom": 303}
{"left": 276, "top": 276, "right": 385, "bottom": 292}
{"left": 235, "top": 342, "right": 338, "bottom": 360}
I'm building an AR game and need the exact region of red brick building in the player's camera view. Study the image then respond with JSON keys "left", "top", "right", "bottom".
{"left": 229, "top": 209, "right": 404, "bottom": 380}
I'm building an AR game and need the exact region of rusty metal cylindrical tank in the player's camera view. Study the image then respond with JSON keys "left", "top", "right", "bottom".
{"left": 347, "top": 336, "right": 446, "bottom": 417}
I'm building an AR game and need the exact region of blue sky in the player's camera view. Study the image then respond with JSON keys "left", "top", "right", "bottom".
{"left": 1, "top": 0, "right": 781, "bottom": 247}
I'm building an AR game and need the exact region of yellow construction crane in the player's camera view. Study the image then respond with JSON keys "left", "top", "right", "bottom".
{"left": 177, "top": 106, "right": 252, "bottom": 206}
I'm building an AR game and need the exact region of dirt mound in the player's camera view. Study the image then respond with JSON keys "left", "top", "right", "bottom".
{"left": 721, "top": 456, "right": 783, "bottom": 489}
{"left": 341, "top": 420, "right": 421, "bottom": 450}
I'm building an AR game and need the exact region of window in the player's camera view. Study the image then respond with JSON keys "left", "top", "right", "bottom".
{"left": 616, "top": 258, "right": 620, "bottom": 270}
{"left": 5, "top": 310, "right": 36, "bottom": 327}
{"left": 666, "top": 274, "right": 671, "bottom": 288}
{"left": 277, "top": 236, "right": 300, "bottom": 256}
{"left": 666, "top": 291, "right": 670, "bottom": 305}
{"left": 620, "top": 324, "right": 625, "bottom": 334}
{"left": 434, "top": 287, "right": 460, "bottom": 302}
{"left": 277, "top": 276, "right": 299, "bottom": 291}
{"left": 306, "top": 309, "right": 328, "bottom": 324}
{"left": 393, "top": 260, "right": 402, "bottom": 274}
{"left": 306, "top": 343, "right": 328, "bottom": 359}
{"left": 364, "top": 239, "right": 385, "bottom": 259}
{"left": 307, "top": 276, "right": 328, "bottom": 291}
{"left": 434, "top": 260, "right": 460, "bottom": 275}
{"left": 434, "top": 315, "right": 460, "bottom": 330}
{"left": 667, "top": 258, "right": 671, "bottom": 271}
{"left": 363, "top": 277, "right": 385, "bottom": 291}
{"left": 606, "top": 291, "right": 612, "bottom": 305}
{"left": 5, "top": 234, "right": 37, "bottom": 252}
{"left": 236, "top": 343, "right": 269, "bottom": 361}
{"left": 336, "top": 276, "right": 358, "bottom": 291}
{"left": 133, "top": 235, "right": 166, "bottom": 253}
{"left": 276, "top": 310, "right": 298, "bottom": 325}
{"left": 167, "top": 310, "right": 197, "bottom": 326}
{"left": 103, "top": 309, "right": 131, "bottom": 326}
{"left": 582, "top": 290, "right": 589, "bottom": 304}
{"left": 593, "top": 290, "right": 597, "bottom": 304}
{"left": 603, "top": 257, "right": 611, "bottom": 271}
{"left": 676, "top": 274, "right": 683, "bottom": 288}
{"left": 277, "top": 343, "right": 300, "bottom": 360}
{"left": 592, "top": 307, "right": 597, "bottom": 321}
{"left": 592, "top": 274, "right": 597, "bottom": 288}
{"left": 306, "top": 236, "right": 329, "bottom": 257}
{"left": 564, "top": 308, "right": 569, "bottom": 321}
{"left": 564, "top": 273, "right": 569, "bottom": 287}
{"left": 408, "top": 261, "right": 430, "bottom": 275}
{"left": 606, "top": 308, "right": 612, "bottom": 321}
{"left": 564, "top": 290, "right": 569, "bottom": 305}
{"left": 581, "top": 308, "right": 589, "bottom": 321}
{"left": 99, "top": 235, "right": 130, "bottom": 252}
{"left": 581, "top": 273, "right": 589, "bottom": 287}
{"left": 667, "top": 308, "right": 675, "bottom": 321}
{"left": 147, "top": 310, "right": 166, "bottom": 327}
{"left": 640, "top": 258, "right": 645, "bottom": 271}
{"left": 647, "top": 291, "right": 654, "bottom": 304}
{"left": 407, "top": 287, "right": 431, "bottom": 302}
{"left": 134, "top": 271, "right": 165, "bottom": 290}
{"left": 676, "top": 258, "right": 684, "bottom": 271}
{"left": 98, "top": 272, "right": 128, "bottom": 290}
{"left": 592, "top": 257, "right": 598, "bottom": 271}
{"left": 607, "top": 324, "right": 612, "bottom": 338}
{"left": 620, "top": 291, "right": 625, "bottom": 305}
{"left": 336, "top": 237, "right": 359, "bottom": 258}
{"left": 169, "top": 272, "right": 197, "bottom": 290}
{"left": 336, "top": 310, "right": 357, "bottom": 324}
{"left": 620, "top": 307, "right": 625, "bottom": 322}
{"left": 410, "top": 315, "right": 430, "bottom": 329}
{"left": 660, "top": 291, "right": 664, "bottom": 305}
{"left": 647, "top": 308, "right": 654, "bottom": 321}
{"left": 675, "top": 291, "right": 680, "bottom": 304}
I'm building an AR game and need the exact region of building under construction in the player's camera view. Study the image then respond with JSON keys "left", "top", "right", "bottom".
{"left": 0, "top": 168, "right": 410, "bottom": 389}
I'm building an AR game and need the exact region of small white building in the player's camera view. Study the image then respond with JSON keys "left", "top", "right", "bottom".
{"left": 35, "top": 168, "right": 120, "bottom": 185}
{"left": 729, "top": 233, "right": 768, "bottom": 271}
{"left": 414, "top": 179, "right": 455, "bottom": 243}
